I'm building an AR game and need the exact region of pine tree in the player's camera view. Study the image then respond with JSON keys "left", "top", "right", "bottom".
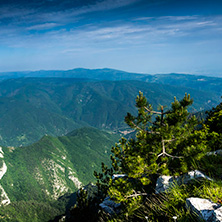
{"left": 95, "top": 92, "right": 208, "bottom": 205}
{"left": 205, "top": 99, "right": 222, "bottom": 150}
{"left": 206, "top": 98, "right": 222, "bottom": 134}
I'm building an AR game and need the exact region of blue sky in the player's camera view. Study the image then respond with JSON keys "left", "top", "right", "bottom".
{"left": 0, "top": 0, "right": 222, "bottom": 75}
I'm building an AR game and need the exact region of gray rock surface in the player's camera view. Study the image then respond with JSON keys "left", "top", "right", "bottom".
{"left": 155, "top": 175, "right": 175, "bottom": 194}
{"left": 186, "top": 197, "right": 222, "bottom": 222}
{"left": 213, "top": 206, "right": 222, "bottom": 222}
{"left": 99, "top": 197, "right": 121, "bottom": 215}
{"left": 179, "top": 170, "right": 212, "bottom": 184}
{"left": 207, "top": 149, "right": 222, "bottom": 156}
{"left": 155, "top": 170, "right": 212, "bottom": 193}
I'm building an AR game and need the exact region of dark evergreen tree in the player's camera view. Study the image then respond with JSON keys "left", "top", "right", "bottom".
{"left": 206, "top": 98, "right": 222, "bottom": 134}
{"left": 95, "top": 92, "right": 209, "bottom": 215}
{"left": 205, "top": 99, "right": 222, "bottom": 150}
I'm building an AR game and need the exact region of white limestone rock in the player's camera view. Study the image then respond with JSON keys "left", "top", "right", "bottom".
{"left": 0, "top": 161, "right": 7, "bottom": 180}
{"left": 112, "top": 174, "right": 127, "bottom": 180}
{"left": 41, "top": 159, "right": 69, "bottom": 199}
{"left": 68, "top": 171, "right": 82, "bottom": 189}
{"left": 0, "top": 161, "right": 10, "bottom": 206}
{"left": 213, "top": 207, "right": 222, "bottom": 222}
{"left": 179, "top": 170, "right": 212, "bottom": 184}
{"left": 0, "top": 185, "right": 11, "bottom": 206}
{"left": 186, "top": 197, "right": 222, "bottom": 222}
{"left": 0, "top": 184, "right": 10, "bottom": 206}
{"left": 0, "top": 147, "right": 4, "bottom": 158}
{"left": 155, "top": 170, "right": 212, "bottom": 193}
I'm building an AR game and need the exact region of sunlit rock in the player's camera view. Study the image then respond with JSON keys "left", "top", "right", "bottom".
{"left": 155, "top": 170, "right": 212, "bottom": 193}
{"left": 186, "top": 197, "right": 222, "bottom": 222}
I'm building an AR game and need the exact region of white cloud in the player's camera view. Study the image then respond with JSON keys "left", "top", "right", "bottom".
{"left": 0, "top": 0, "right": 140, "bottom": 26}
{"left": 1, "top": 14, "right": 222, "bottom": 51}
{"left": 27, "top": 23, "right": 60, "bottom": 30}
{"left": 88, "top": 0, "right": 140, "bottom": 11}
{"left": 0, "top": 6, "right": 34, "bottom": 20}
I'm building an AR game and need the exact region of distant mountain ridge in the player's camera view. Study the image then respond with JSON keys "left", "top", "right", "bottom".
{"left": 0, "top": 68, "right": 145, "bottom": 81}
{"left": 0, "top": 68, "right": 221, "bottom": 81}
{"left": 0, "top": 68, "right": 221, "bottom": 95}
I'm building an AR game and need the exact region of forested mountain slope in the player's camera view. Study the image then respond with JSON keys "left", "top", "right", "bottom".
{"left": 0, "top": 78, "right": 220, "bottom": 146}
{"left": 0, "top": 127, "right": 119, "bottom": 221}
{"left": 0, "top": 68, "right": 221, "bottom": 95}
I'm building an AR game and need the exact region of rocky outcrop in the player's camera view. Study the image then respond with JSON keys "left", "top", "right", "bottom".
{"left": 0, "top": 148, "right": 10, "bottom": 206}
{"left": 99, "top": 197, "right": 121, "bottom": 215}
{"left": 207, "top": 149, "right": 222, "bottom": 156}
{"left": 0, "top": 184, "right": 10, "bottom": 206}
{"left": 0, "top": 147, "right": 4, "bottom": 158}
{"left": 68, "top": 168, "right": 82, "bottom": 189}
{"left": 112, "top": 174, "right": 127, "bottom": 180}
{"left": 186, "top": 197, "right": 222, "bottom": 222}
{"left": 214, "top": 207, "right": 222, "bottom": 222}
{"left": 155, "top": 170, "right": 222, "bottom": 221}
{"left": 155, "top": 175, "right": 174, "bottom": 193}
{"left": 0, "top": 161, "right": 7, "bottom": 180}
{"left": 155, "top": 170, "right": 212, "bottom": 193}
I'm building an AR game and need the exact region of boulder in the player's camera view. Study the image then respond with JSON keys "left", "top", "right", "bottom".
{"left": 186, "top": 197, "right": 222, "bottom": 222}
{"left": 155, "top": 170, "right": 212, "bottom": 193}
{"left": 213, "top": 207, "right": 222, "bottom": 222}
{"left": 155, "top": 175, "right": 175, "bottom": 194}
{"left": 178, "top": 170, "right": 212, "bottom": 184}
{"left": 207, "top": 149, "right": 222, "bottom": 156}
{"left": 99, "top": 197, "right": 121, "bottom": 215}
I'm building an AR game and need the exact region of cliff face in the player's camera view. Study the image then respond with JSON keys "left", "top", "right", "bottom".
{"left": 0, "top": 152, "right": 10, "bottom": 206}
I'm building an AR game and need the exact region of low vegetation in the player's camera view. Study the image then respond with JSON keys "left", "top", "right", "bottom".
{"left": 71, "top": 92, "right": 222, "bottom": 222}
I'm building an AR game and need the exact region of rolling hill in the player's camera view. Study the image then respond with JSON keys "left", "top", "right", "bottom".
{"left": 1, "top": 67, "right": 222, "bottom": 91}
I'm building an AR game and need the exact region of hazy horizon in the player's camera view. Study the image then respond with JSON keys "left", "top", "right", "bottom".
{"left": 1, "top": 67, "right": 222, "bottom": 78}
{"left": 0, "top": 0, "right": 222, "bottom": 76}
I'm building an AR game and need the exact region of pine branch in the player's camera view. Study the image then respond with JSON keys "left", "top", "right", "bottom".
{"left": 130, "top": 120, "right": 143, "bottom": 131}
{"left": 126, "top": 192, "right": 148, "bottom": 199}
{"left": 157, "top": 138, "right": 183, "bottom": 159}
{"left": 147, "top": 130, "right": 160, "bottom": 135}
{"left": 130, "top": 120, "right": 160, "bottom": 134}
{"left": 158, "top": 152, "right": 183, "bottom": 159}
{"left": 144, "top": 106, "right": 162, "bottom": 115}
{"left": 144, "top": 106, "right": 167, "bottom": 115}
